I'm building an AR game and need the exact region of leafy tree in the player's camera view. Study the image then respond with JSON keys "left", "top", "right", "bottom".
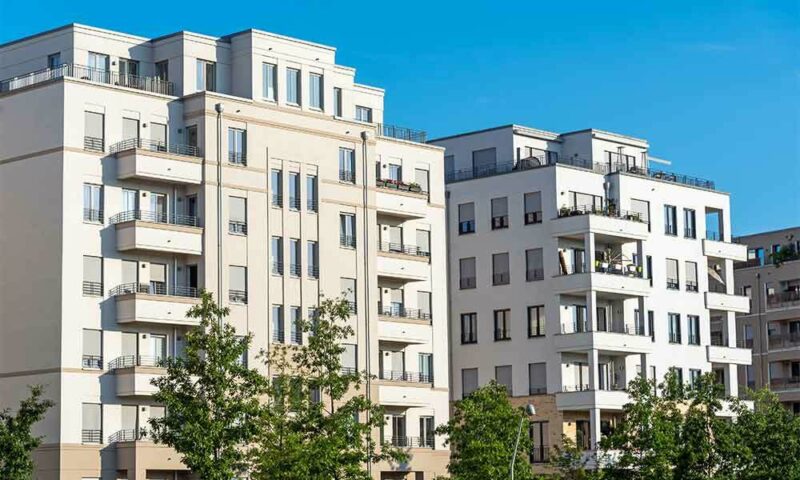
{"left": 435, "top": 381, "right": 533, "bottom": 480}
{"left": 149, "top": 291, "right": 268, "bottom": 480}
{"left": 0, "top": 385, "right": 54, "bottom": 480}
{"left": 550, "top": 435, "right": 602, "bottom": 480}
{"left": 250, "top": 297, "right": 404, "bottom": 480}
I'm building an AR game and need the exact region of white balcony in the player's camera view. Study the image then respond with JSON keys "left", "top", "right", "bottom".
{"left": 378, "top": 384, "right": 432, "bottom": 408}
{"left": 375, "top": 189, "right": 428, "bottom": 219}
{"left": 114, "top": 141, "right": 203, "bottom": 185}
{"left": 115, "top": 289, "right": 200, "bottom": 326}
{"left": 112, "top": 212, "right": 202, "bottom": 256}
{"left": 116, "top": 441, "right": 188, "bottom": 473}
{"left": 554, "top": 330, "right": 653, "bottom": 354}
{"left": 707, "top": 345, "right": 752, "bottom": 365}
{"left": 115, "top": 369, "right": 164, "bottom": 397}
{"left": 705, "top": 291, "right": 750, "bottom": 313}
{"left": 702, "top": 239, "right": 747, "bottom": 262}
{"left": 378, "top": 319, "right": 430, "bottom": 344}
{"left": 377, "top": 254, "right": 428, "bottom": 282}
{"left": 552, "top": 211, "right": 649, "bottom": 240}
{"left": 552, "top": 272, "right": 651, "bottom": 297}
{"left": 555, "top": 389, "right": 629, "bottom": 410}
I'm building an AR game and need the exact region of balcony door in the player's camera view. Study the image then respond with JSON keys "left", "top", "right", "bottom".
{"left": 391, "top": 415, "right": 406, "bottom": 444}
{"left": 149, "top": 263, "right": 167, "bottom": 294}
{"left": 150, "top": 334, "right": 167, "bottom": 363}
{"left": 121, "top": 404, "right": 138, "bottom": 438}
{"left": 151, "top": 122, "right": 167, "bottom": 151}
{"left": 122, "top": 117, "right": 139, "bottom": 143}
{"left": 121, "top": 332, "right": 138, "bottom": 358}
{"left": 122, "top": 189, "right": 138, "bottom": 213}
{"left": 122, "top": 260, "right": 138, "bottom": 290}
{"left": 150, "top": 193, "right": 167, "bottom": 222}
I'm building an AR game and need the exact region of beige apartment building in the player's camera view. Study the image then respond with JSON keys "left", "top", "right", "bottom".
{"left": 734, "top": 227, "right": 800, "bottom": 414}
{"left": 432, "top": 125, "right": 751, "bottom": 466}
{"left": 0, "top": 23, "right": 449, "bottom": 480}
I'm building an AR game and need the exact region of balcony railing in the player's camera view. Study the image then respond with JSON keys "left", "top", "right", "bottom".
{"left": 735, "top": 258, "right": 764, "bottom": 270}
{"left": 376, "top": 178, "right": 426, "bottom": 194}
{"left": 109, "top": 282, "right": 199, "bottom": 298}
{"left": 272, "top": 329, "right": 285, "bottom": 343}
{"left": 492, "top": 272, "right": 510, "bottom": 285}
{"left": 83, "top": 208, "right": 104, "bottom": 223}
{"left": 339, "top": 170, "right": 355, "bottom": 183}
{"left": 109, "top": 210, "right": 200, "bottom": 227}
{"left": 229, "top": 290, "right": 248, "bottom": 304}
{"left": 345, "top": 301, "right": 357, "bottom": 315}
{"left": 445, "top": 155, "right": 595, "bottom": 184}
{"left": 109, "top": 138, "right": 200, "bottom": 157}
{"left": 389, "top": 435, "right": 435, "bottom": 448}
{"left": 530, "top": 445, "right": 551, "bottom": 464}
{"left": 768, "top": 333, "right": 800, "bottom": 350}
{"left": 526, "top": 268, "right": 544, "bottom": 281}
{"left": 307, "top": 199, "right": 318, "bottom": 212}
{"left": 272, "top": 261, "right": 284, "bottom": 275}
{"left": 229, "top": 221, "right": 247, "bottom": 235}
{"left": 767, "top": 291, "right": 800, "bottom": 308}
{"left": 272, "top": 193, "right": 283, "bottom": 207}
{"left": 84, "top": 136, "right": 104, "bottom": 152}
{"left": 228, "top": 151, "right": 247, "bottom": 166}
{"left": 770, "top": 377, "right": 800, "bottom": 391}
{"left": 82, "top": 355, "right": 103, "bottom": 369}
{"left": 686, "top": 281, "right": 699, "bottom": 292}
{"left": 109, "top": 429, "right": 145, "bottom": 443}
{"left": 669, "top": 332, "right": 682, "bottom": 344}
{"left": 289, "top": 264, "right": 302, "bottom": 277}
{"left": 684, "top": 227, "right": 697, "bottom": 239}
{"left": 288, "top": 197, "right": 301, "bottom": 210}
{"left": 108, "top": 355, "right": 165, "bottom": 370}
{"left": 666, "top": 278, "right": 680, "bottom": 290}
{"left": 307, "top": 265, "right": 319, "bottom": 279}
{"left": 557, "top": 204, "right": 647, "bottom": 224}
{"left": 82, "top": 429, "right": 102, "bottom": 444}
{"left": 524, "top": 211, "right": 543, "bottom": 225}
{"left": 563, "top": 263, "right": 644, "bottom": 278}
{"left": 376, "top": 124, "right": 428, "bottom": 143}
{"left": 614, "top": 162, "right": 716, "bottom": 190}
{"left": 380, "top": 370, "right": 433, "bottom": 383}
{"left": 0, "top": 63, "right": 174, "bottom": 95}
{"left": 340, "top": 234, "right": 356, "bottom": 248}
{"left": 83, "top": 281, "right": 103, "bottom": 296}
{"left": 379, "top": 242, "right": 430, "bottom": 258}
{"left": 378, "top": 303, "right": 432, "bottom": 321}
{"left": 560, "top": 322, "right": 647, "bottom": 337}
{"left": 560, "top": 384, "right": 591, "bottom": 392}
{"left": 491, "top": 215, "right": 509, "bottom": 229}
{"left": 289, "top": 330, "right": 303, "bottom": 345}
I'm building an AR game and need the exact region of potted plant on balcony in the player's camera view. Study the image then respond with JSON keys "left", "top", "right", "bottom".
{"left": 559, "top": 206, "right": 572, "bottom": 217}
{"left": 407, "top": 182, "right": 422, "bottom": 193}
{"left": 607, "top": 200, "right": 618, "bottom": 217}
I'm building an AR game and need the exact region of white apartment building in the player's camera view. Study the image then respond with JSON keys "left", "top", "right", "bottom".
{"left": 432, "top": 125, "right": 751, "bottom": 465}
{"left": 0, "top": 23, "right": 449, "bottom": 480}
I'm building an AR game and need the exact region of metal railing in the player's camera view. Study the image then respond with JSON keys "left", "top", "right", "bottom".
{"left": 377, "top": 124, "right": 428, "bottom": 143}
{"left": 340, "top": 366, "right": 358, "bottom": 376}
{"left": 458, "top": 220, "right": 475, "bottom": 234}
{"left": 109, "top": 138, "right": 200, "bottom": 157}
{"left": 288, "top": 197, "right": 301, "bottom": 210}
{"left": 526, "top": 268, "right": 544, "bottom": 281}
{"left": 340, "top": 234, "right": 356, "bottom": 248}
{"left": 460, "top": 277, "right": 476, "bottom": 289}
{"left": 82, "top": 429, "right": 102, "bottom": 444}
{"left": 339, "top": 170, "right": 356, "bottom": 183}
{"left": 82, "top": 355, "right": 103, "bottom": 369}
{"left": 669, "top": 332, "right": 682, "bottom": 344}
{"left": 461, "top": 332, "right": 477, "bottom": 344}
{"left": 768, "top": 333, "right": 800, "bottom": 349}
{"left": 289, "top": 330, "right": 303, "bottom": 345}
{"left": 83, "top": 281, "right": 103, "bottom": 296}
{"left": 614, "top": 162, "right": 716, "bottom": 190}
{"left": 564, "top": 264, "right": 644, "bottom": 278}
{"left": 272, "top": 330, "right": 285, "bottom": 343}
{"left": 378, "top": 303, "right": 431, "bottom": 321}
{"left": 84, "top": 136, "right": 104, "bottom": 152}
{"left": 445, "top": 155, "right": 597, "bottom": 184}
{"left": 289, "top": 264, "right": 302, "bottom": 277}
{"left": 530, "top": 445, "right": 551, "bottom": 464}
{"left": 229, "top": 220, "right": 247, "bottom": 235}
{"left": 307, "top": 265, "right": 319, "bottom": 278}
{"left": 229, "top": 290, "right": 248, "bottom": 304}
{"left": 109, "top": 429, "right": 145, "bottom": 443}
{"left": 529, "top": 386, "right": 547, "bottom": 395}
{"left": 494, "top": 328, "right": 511, "bottom": 341}
{"left": 108, "top": 355, "right": 165, "bottom": 370}
{"left": 345, "top": 301, "right": 357, "bottom": 315}
{"left": 557, "top": 204, "right": 647, "bottom": 224}
{"left": 0, "top": 63, "right": 174, "bottom": 95}
{"left": 491, "top": 215, "right": 509, "bottom": 229}
{"left": 272, "top": 261, "right": 284, "bottom": 275}
{"left": 665, "top": 224, "right": 678, "bottom": 236}
{"left": 307, "top": 199, "right": 318, "bottom": 212}
{"left": 109, "top": 210, "right": 200, "bottom": 227}
{"left": 272, "top": 193, "right": 283, "bottom": 207}
{"left": 83, "top": 208, "right": 104, "bottom": 223}
{"left": 561, "top": 384, "right": 591, "bottom": 392}
{"left": 666, "top": 278, "right": 680, "bottom": 290}
{"left": 688, "top": 333, "right": 701, "bottom": 345}
{"left": 492, "top": 272, "right": 510, "bottom": 285}
{"left": 389, "top": 435, "right": 435, "bottom": 448}
{"left": 684, "top": 227, "right": 697, "bottom": 239}
{"left": 770, "top": 377, "right": 800, "bottom": 391}
{"left": 380, "top": 370, "right": 433, "bottom": 383}
{"left": 767, "top": 291, "right": 800, "bottom": 308}
{"left": 375, "top": 178, "right": 426, "bottom": 194}
{"left": 109, "top": 282, "right": 199, "bottom": 298}
{"left": 686, "top": 281, "right": 699, "bottom": 292}
{"left": 228, "top": 151, "right": 247, "bottom": 166}
{"left": 524, "top": 211, "right": 543, "bottom": 225}
{"left": 379, "top": 242, "right": 430, "bottom": 258}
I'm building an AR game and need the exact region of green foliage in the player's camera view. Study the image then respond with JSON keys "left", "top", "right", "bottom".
{"left": 0, "top": 385, "right": 54, "bottom": 480}
{"left": 435, "top": 381, "right": 532, "bottom": 480}
{"left": 768, "top": 243, "right": 799, "bottom": 267}
{"left": 149, "top": 291, "right": 268, "bottom": 480}
{"left": 250, "top": 297, "right": 404, "bottom": 480}
{"left": 550, "top": 435, "right": 603, "bottom": 480}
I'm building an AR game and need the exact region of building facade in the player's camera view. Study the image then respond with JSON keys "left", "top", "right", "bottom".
{"left": 0, "top": 24, "right": 449, "bottom": 480}
{"left": 432, "top": 125, "right": 751, "bottom": 464}
{"left": 734, "top": 227, "right": 800, "bottom": 414}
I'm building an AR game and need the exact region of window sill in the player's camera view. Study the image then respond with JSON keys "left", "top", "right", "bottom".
{"left": 494, "top": 337, "right": 512, "bottom": 342}
{"left": 340, "top": 245, "right": 356, "bottom": 250}
{"left": 228, "top": 232, "right": 248, "bottom": 237}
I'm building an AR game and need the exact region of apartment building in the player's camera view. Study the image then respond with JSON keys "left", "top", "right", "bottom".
{"left": 734, "top": 227, "right": 800, "bottom": 414}
{"left": 432, "top": 125, "right": 751, "bottom": 464}
{"left": 0, "top": 23, "right": 449, "bottom": 480}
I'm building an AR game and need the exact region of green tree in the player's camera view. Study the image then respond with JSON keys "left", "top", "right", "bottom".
{"left": 0, "top": 385, "right": 55, "bottom": 480}
{"left": 436, "top": 381, "right": 533, "bottom": 480}
{"left": 149, "top": 291, "right": 268, "bottom": 480}
{"left": 250, "top": 297, "right": 404, "bottom": 480}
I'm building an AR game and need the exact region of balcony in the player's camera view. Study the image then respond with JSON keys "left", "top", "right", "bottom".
{"left": 112, "top": 283, "right": 200, "bottom": 326}
{"left": 111, "top": 210, "right": 202, "bottom": 255}
{"left": 376, "top": 123, "right": 428, "bottom": 143}
{"left": 378, "top": 242, "right": 430, "bottom": 260}
{"left": 116, "top": 439, "right": 188, "bottom": 475}
{"left": 377, "top": 253, "right": 429, "bottom": 282}
{"left": 554, "top": 328, "right": 653, "bottom": 354}
{"left": 376, "top": 178, "right": 427, "bottom": 196}
{"left": 555, "top": 388, "right": 629, "bottom": 411}
{"left": 0, "top": 63, "right": 174, "bottom": 95}
{"left": 378, "top": 319, "right": 430, "bottom": 344}
{"left": 553, "top": 205, "right": 649, "bottom": 240}
{"left": 552, "top": 269, "right": 650, "bottom": 297}
{"left": 378, "top": 384, "right": 432, "bottom": 408}
{"left": 615, "top": 163, "right": 716, "bottom": 191}
{"left": 767, "top": 291, "right": 800, "bottom": 309}
{"left": 706, "top": 345, "right": 751, "bottom": 365}
{"left": 378, "top": 303, "right": 431, "bottom": 322}
{"left": 109, "top": 355, "right": 166, "bottom": 397}
{"left": 112, "top": 139, "right": 202, "bottom": 185}
{"left": 702, "top": 236, "right": 747, "bottom": 262}
{"left": 705, "top": 291, "right": 750, "bottom": 313}
{"left": 769, "top": 333, "right": 800, "bottom": 350}
{"left": 770, "top": 377, "right": 800, "bottom": 392}
{"left": 380, "top": 370, "right": 433, "bottom": 384}
{"left": 375, "top": 187, "right": 428, "bottom": 219}
{"left": 388, "top": 435, "right": 435, "bottom": 449}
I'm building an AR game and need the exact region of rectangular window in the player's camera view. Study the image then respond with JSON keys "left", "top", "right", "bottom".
{"left": 333, "top": 87, "right": 343, "bottom": 117}
{"left": 420, "top": 416, "right": 435, "bottom": 447}
{"left": 47, "top": 52, "right": 61, "bottom": 69}
{"left": 688, "top": 315, "right": 701, "bottom": 345}
{"left": 151, "top": 122, "right": 167, "bottom": 151}
{"left": 83, "top": 183, "right": 103, "bottom": 222}
{"left": 415, "top": 168, "right": 430, "bottom": 193}
{"left": 196, "top": 59, "right": 216, "bottom": 92}
{"left": 288, "top": 172, "right": 301, "bottom": 210}
{"left": 416, "top": 229, "right": 431, "bottom": 256}
{"left": 494, "top": 309, "right": 511, "bottom": 341}
{"left": 82, "top": 329, "right": 102, "bottom": 369}
{"left": 286, "top": 67, "right": 301, "bottom": 105}
{"left": 309, "top": 73, "right": 323, "bottom": 109}
{"left": 341, "top": 343, "right": 357, "bottom": 373}
{"left": 418, "top": 353, "right": 434, "bottom": 383}
{"left": 685, "top": 261, "right": 698, "bottom": 292}
{"left": 472, "top": 148, "right": 497, "bottom": 177}
{"left": 228, "top": 128, "right": 246, "bottom": 165}
{"left": 340, "top": 213, "right": 356, "bottom": 248}
{"left": 271, "top": 169, "right": 282, "bottom": 207}
{"left": 306, "top": 175, "right": 318, "bottom": 211}
{"left": 526, "top": 248, "right": 544, "bottom": 281}
{"left": 83, "top": 256, "right": 102, "bottom": 296}
{"left": 524, "top": 192, "right": 543, "bottom": 224}
{"left": 444, "top": 155, "right": 455, "bottom": 180}
{"left": 528, "top": 362, "right": 547, "bottom": 395}
{"left": 289, "top": 239, "right": 301, "bottom": 277}
{"left": 229, "top": 266, "right": 247, "bottom": 304}
{"left": 491, "top": 197, "right": 509, "bottom": 229}
{"left": 461, "top": 313, "right": 477, "bottom": 344}
{"left": 530, "top": 421, "right": 550, "bottom": 463}
{"left": 684, "top": 209, "right": 696, "bottom": 238}
{"left": 87, "top": 51, "right": 109, "bottom": 78}
{"left": 459, "top": 257, "right": 476, "bottom": 289}
{"left": 341, "top": 278, "right": 356, "bottom": 314}
{"left": 689, "top": 369, "right": 702, "bottom": 387}
{"left": 272, "top": 305, "right": 284, "bottom": 343}
{"left": 355, "top": 105, "right": 372, "bottom": 122}
{"left": 290, "top": 306, "right": 302, "bottom": 345}
{"left": 630, "top": 198, "right": 650, "bottom": 224}
{"left": 495, "top": 365, "right": 513, "bottom": 395}
{"left": 271, "top": 236, "right": 283, "bottom": 275}
{"left": 492, "top": 252, "right": 510, "bottom": 285}
{"left": 339, "top": 148, "right": 356, "bottom": 183}
{"left": 122, "top": 117, "right": 139, "bottom": 142}
{"left": 668, "top": 313, "right": 681, "bottom": 343}
{"left": 418, "top": 291, "right": 432, "bottom": 320}
{"left": 118, "top": 58, "right": 139, "bottom": 87}
{"left": 664, "top": 205, "right": 678, "bottom": 235}
{"left": 81, "top": 403, "right": 102, "bottom": 444}
{"left": 155, "top": 60, "right": 168, "bottom": 81}
{"left": 458, "top": 202, "right": 476, "bottom": 234}
{"left": 263, "top": 63, "right": 277, "bottom": 101}
{"left": 462, "top": 368, "right": 478, "bottom": 398}
{"left": 387, "top": 163, "right": 402, "bottom": 181}
{"left": 528, "top": 305, "right": 545, "bottom": 337}
{"left": 84, "top": 111, "right": 104, "bottom": 151}
{"left": 229, "top": 196, "right": 247, "bottom": 235}
{"left": 307, "top": 241, "right": 319, "bottom": 278}
{"left": 666, "top": 258, "right": 679, "bottom": 289}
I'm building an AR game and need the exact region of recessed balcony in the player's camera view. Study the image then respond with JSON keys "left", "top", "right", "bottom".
{"left": 553, "top": 206, "right": 649, "bottom": 240}
{"left": 378, "top": 242, "right": 430, "bottom": 261}
{"left": 112, "top": 283, "right": 200, "bottom": 326}
{"left": 706, "top": 345, "right": 751, "bottom": 365}
{"left": 109, "top": 355, "right": 166, "bottom": 396}
{"left": 702, "top": 235, "right": 747, "bottom": 262}
{"left": 552, "top": 269, "right": 651, "bottom": 297}
{"left": 705, "top": 291, "right": 750, "bottom": 313}
{"left": 111, "top": 210, "right": 203, "bottom": 255}
{"left": 112, "top": 139, "right": 203, "bottom": 185}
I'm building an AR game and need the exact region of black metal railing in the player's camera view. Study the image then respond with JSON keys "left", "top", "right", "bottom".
{"left": 82, "top": 355, "right": 103, "bottom": 369}
{"left": 307, "top": 265, "right": 319, "bottom": 278}
{"left": 564, "top": 264, "right": 644, "bottom": 278}
{"left": 710, "top": 332, "right": 726, "bottom": 347}
{"left": 346, "top": 301, "right": 357, "bottom": 315}
{"left": 108, "top": 355, "right": 165, "bottom": 370}
{"left": 376, "top": 178, "right": 426, "bottom": 194}
{"left": 229, "top": 220, "right": 247, "bottom": 235}
{"left": 83, "top": 208, "right": 104, "bottom": 223}
{"left": 289, "top": 197, "right": 301, "bottom": 210}
{"left": 272, "top": 262, "right": 284, "bottom": 275}
{"left": 686, "top": 281, "right": 699, "bottom": 292}
{"left": 377, "top": 124, "right": 428, "bottom": 143}
{"left": 229, "top": 289, "right": 247, "bottom": 304}
{"left": 495, "top": 328, "right": 511, "bottom": 341}
{"left": 684, "top": 227, "right": 697, "bottom": 239}
{"left": 289, "top": 263, "right": 302, "bottom": 277}
{"left": 524, "top": 211, "right": 543, "bottom": 225}
{"left": 0, "top": 63, "right": 174, "bottom": 95}
{"left": 666, "top": 278, "right": 680, "bottom": 290}
{"left": 461, "top": 332, "right": 477, "bottom": 344}
{"left": 526, "top": 268, "right": 544, "bottom": 281}
{"left": 460, "top": 277, "right": 476, "bottom": 289}
{"left": 491, "top": 215, "right": 509, "bottom": 229}
{"left": 665, "top": 224, "right": 678, "bottom": 236}
{"left": 340, "top": 366, "right": 358, "bottom": 376}
{"left": 83, "top": 281, "right": 103, "bottom": 296}
{"left": 459, "top": 220, "right": 476, "bottom": 234}
{"left": 378, "top": 303, "right": 431, "bottom": 321}
{"left": 669, "top": 332, "right": 682, "bottom": 344}
{"left": 307, "top": 199, "right": 318, "bottom": 212}
{"left": 272, "top": 193, "right": 283, "bottom": 207}
{"left": 339, "top": 170, "right": 356, "bottom": 183}
{"left": 445, "top": 155, "right": 596, "bottom": 184}
{"left": 289, "top": 330, "right": 302, "bottom": 345}
{"left": 228, "top": 151, "right": 247, "bottom": 166}
{"left": 530, "top": 445, "right": 551, "bottom": 464}
{"left": 688, "top": 333, "right": 701, "bottom": 345}
{"left": 388, "top": 435, "right": 434, "bottom": 448}
{"left": 109, "top": 138, "right": 200, "bottom": 157}
{"left": 84, "top": 136, "right": 104, "bottom": 152}
{"left": 109, "top": 210, "right": 200, "bottom": 227}
{"left": 109, "top": 282, "right": 199, "bottom": 298}
{"left": 109, "top": 429, "right": 145, "bottom": 443}
{"left": 557, "top": 204, "right": 646, "bottom": 224}
{"left": 340, "top": 234, "right": 356, "bottom": 248}
{"left": 82, "top": 429, "right": 102, "bottom": 444}
{"left": 767, "top": 291, "right": 800, "bottom": 308}
{"left": 379, "top": 242, "right": 430, "bottom": 258}
{"left": 492, "top": 272, "right": 510, "bottom": 285}
{"left": 380, "top": 370, "right": 433, "bottom": 383}
{"left": 272, "top": 329, "right": 285, "bottom": 343}
{"left": 614, "top": 162, "right": 716, "bottom": 190}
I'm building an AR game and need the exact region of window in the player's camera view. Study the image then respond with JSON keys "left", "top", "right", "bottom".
{"left": 668, "top": 313, "right": 681, "bottom": 343}
{"left": 528, "top": 305, "right": 545, "bottom": 337}
{"left": 420, "top": 415, "right": 435, "bottom": 447}
{"left": 458, "top": 203, "right": 476, "bottom": 234}
{"left": 494, "top": 309, "right": 511, "bottom": 341}
{"left": 84, "top": 111, "right": 104, "bottom": 151}
{"left": 444, "top": 154, "right": 455, "bottom": 180}
{"left": 263, "top": 63, "right": 277, "bottom": 101}
{"left": 286, "top": 67, "right": 301, "bottom": 105}
{"left": 229, "top": 266, "right": 247, "bottom": 304}
{"left": 186, "top": 125, "right": 198, "bottom": 150}
{"left": 495, "top": 365, "right": 512, "bottom": 395}
{"left": 355, "top": 105, "right": 372, "bottom": 122}
{"left": 81, "top": 403, "right": 102, "bottom": 444}
{"left": 419, "top": 353, "right": 434, "bottom": 383}
{"left": 567, "top": 191, "right": 603, "bottom": 211}
{"left": 530, "top": 421, "right": 550, "bottom": 463}
{"left": 151, "top": 122, "right": 167, "bottom": 151}
{"left": 461, "top": 313, "right": 477, "bottom": 344}
{"left": 288, "top": 172, "right": 301, "bottom": 210}
{"left": 415, "top": 168, "right": 430, "bottom": 193}
{"left": 309, "top": 73, "right": 323, "bottom": 109}
{"left": 340, "top": 213, "right": 356, "bottom": 248}
{"left": 416, "top": 229, "right": 431, "bottom": 256}
{"left": 648, "top": 310, "right": 655, "bottom": 341}
{"left": 272, "top": 305, "right": 284, "bottom": 343}
{"left": 47, "top": 52, "right": 61, "bottom": 69}
{"left": 306, "top": 175, "right": 318, "bottom": 211}
{"left": 472, "top": 148, "right": 497, "bottom": 176}
{"left": 744, "top": 324, "right": 754, "bottom": 348}
{"left": 671, "top": 367, "right": 684, "bottom": 386}
{"left": 196, "top": 59, "right": 216, "bottom": 92}
{"left": 339, "top": 148, "right": 356, "bottom": 183}
{"left": 526, "top": 248, "right": 544, "bottom": 281}
{"left": 666, "top": 258, "right": 679, "bottom": 289}
{"left": 271, "top": 236, "right": 283, "bottom": 275}
{"left": 492, "top": 252, "right": 510, "bottom": 285}
{"left": 333, "top": 87, "right": 343, "bottom": 117}
{"left": 664, "top": 205, "right": 678, "bottom": 235}
{"left": 684, "top": 209, "right": 696, "bottom": 238}
{"left": 82, "top": 329, "right": 102, "bottom": 369}
{"left": 122, "top": 117, "right": 139, "bottom": 142}
{"left": 341, "top": 278, "right": 356, "bottom": 314}
{"left": 387, "top": 162, "right": 402, "bottom": 181}
{"left": 630, "top": 198, "right": 650, "bottom": 224}
{"left": 155, "top": 60, "right": 168, "bottom": 81}
{"left": 462, "top": 368, "right": 478, "bottom": 398}
{"left": 228, "top": 128, "right": 246, "bottom": 165}
{"left": 459, "top": 257, "right": 476, "bottom": 289}
{"left": 418, "top": 291, "right": 432, "bottom": 320}
{"left": 229, "top": 197, "right": 247, "bottom": 235}
{"left": 118, "top": 58, "right": 139, "bottom": 87}
{"left": 289, "top": 239, "right": 301, "bottom": 277}
{"left": 83, "top": 183, "right": 103, "bottom": 222}
{"left": 341, "top": 343, "right": 357, "bottom": 373}
{"left": 307, "top": 241, "right": 319, "bottom": 278}
{"left": 491, "top": 197, "right": 509, "bottom": 229}
{"left": 688, "top": 315, "right": 701, "bottom": 345}
{"left": 524, "top": 192, "right": 543, "bottom": 224}
{"left": 149, "top": 263, "right": 166, "bottom": 294}
{"left": 269, "top": 169, "right": 283, "bottom": 207}
{"left": 290, "top": 306, "right": 302, "bottom": 345}
{"left": 529, "top": 363, "right": 547, "bottom": 395}
{"left": 83, "top": 256, "right": 102, "bottom": 296}
{"left": 87, "top": 52, "right": 109, "bottom": 81}
{"left": 748, "top": 247, "right": 766, "bottom": 266}
{"left": 685, "top": 261, "right": 698, "bottom": 292}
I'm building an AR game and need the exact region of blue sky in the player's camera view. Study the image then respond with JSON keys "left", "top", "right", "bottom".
{"left": 1, "top": 0, "right": 797, "bottom": 235}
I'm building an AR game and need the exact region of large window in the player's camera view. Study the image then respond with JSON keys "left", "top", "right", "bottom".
{"left": 355, "top": 105, "right": 372, "bottom": 122}
{"left": 494, "top": 309, "right": 511, "bottom": 341}
{"left": 688, "top": 315, "right": 701, "bottom": 345}
{"left": 526, "top": 248, "right": 543, "bottom": 281}
{"left": 82, "top": 329, "right": 102, "bottom": 369}
{"left": 309, "top": 73, "right": 323, "bottom": 109}
{"left": 472, "top": 148, "right": 497, "bottom": 177}
{"left": 122, "top": 117, "right": 139, "bottom": 142}
{"left": 666, "top": 258, "right": 679, "bottom": 290}
{"left": 228, "top": 128, "right": 246, "bottom": 165}
{"left": 461, "top": 313, "right": 477, "bottom": 344}
{"left": 462, "top": 368, "right": 478, "bottom": 398}
{"left": 524, "top": 192, "right": 542, "bottom": 224}
{"left": 229, "top": 266, "right": 247, "bottom": 304}
{"left": 84, "top": 111, "right": 104, "bottom": 151}
{"left": 83, "top": 183, "right": 103, "bottom": 222}
{"left": 491, "top": 197, "right": 509, "bottom": 229}
{"left": 229, "top": 196, "right": 247, "bottom": 235}
{"left": 495, "top": 365, "right": 513, "bottom": 395}
{"left": 272, "top": 304, "right": 284, "bottom": 343}
{"left": 271, "top": 169, "right": 283, "bottom": 207}
{"left": 340, "top": 213, "right": 356, "bottom": 248}
{"left": 339, "top": 148, "right": 356, "bottom": 183}
{"left": 306, "top": 175, "right": 318, "bottom": 211}
{"left": 271, "top": 236, "right": 283, "bottom": 275}
{"left": 155, "top": 60, "right": 168, "bottom": 81}
{"left": 458, "top": 203, "right": 475, "bottom": 234}
{"left": 668, "top": 313, "right": 682, "bottom": 344}
{"left": 418, "top": 291, "right": 432, "bottom": 320}
{"left": 196, "top": 59, "right": 216, "bottom": 92}
{"left": 685, "top": 261, "right": 698, "bottom": 292}
{"left": 684, "top": 208, "right": 696, "bottom": 238}
{"left": 664, "top": 205, "right": 678, "bottom": 235}
{"left": 492, "top": 252, "right": 510, "bottom": 285}
{"left": 307, "top": 241, "right": 319, "bottom": 278}
{"left": 459, "top": 257, "right": 476, "bottom": 289}
{"left": 333, "top": 87, "right": 343, "bottom": 117}
{"left": 286, "top": 67, "right": 301, "bottom": 105}
{"left": 289, "top": 239, "right": 301, "bottom": 277}
{"left": 527, "top": 305, "right": 545, "bottom": 337}
{"left": 288, "top": 172, "right": 301, "bottom": 210}
{"left": 341, "top": 278, "right": 356, "bottom": 314}
{"left": 530, "top": 421, "right": 550, "bottom": 463}
{"left": 81, "top": 403, "right": 102, "bottom": 444}
{"left": 341, "top": 344, "right": 357, "bottom": 373}
{"left": 528, "top": 363, "right": 547, "bottom": 395}
{"left": 290, "top": 306, "right": 302, "bottom": 345}
{"left": 416, "top": 229, "right": 431, "bottom": 256}
{"left": 263, "top": 62, "right": 277, "bottom": 101}
{"left": 83, "top": 256, "right": 103, "bottom": 296}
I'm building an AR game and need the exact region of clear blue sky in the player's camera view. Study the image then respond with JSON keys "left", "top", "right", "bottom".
{"left": 1, "top": 0, "right": 797, "bottom": 235}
